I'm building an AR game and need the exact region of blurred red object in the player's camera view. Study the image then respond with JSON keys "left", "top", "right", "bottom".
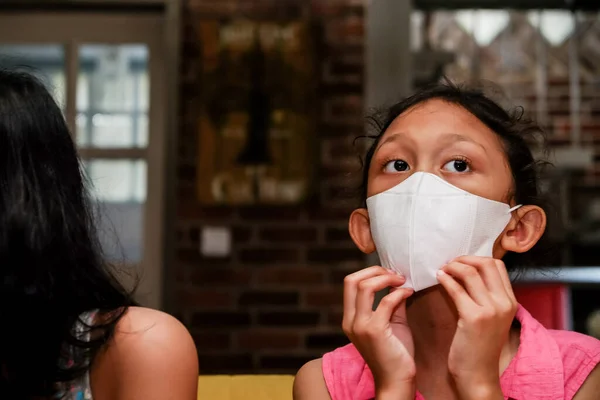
{"left": 513, "top": 284, "right": 570, "bottom": 330}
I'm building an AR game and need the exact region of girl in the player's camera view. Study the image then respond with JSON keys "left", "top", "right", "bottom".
{"left": 294, "top": 83, "right": 600, "bottom": 399}
{"left": 0, "top": 70, "right": 198, "bottom": 399}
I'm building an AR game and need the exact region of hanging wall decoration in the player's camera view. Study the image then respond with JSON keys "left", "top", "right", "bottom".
{"left": 197, "top": 19, "right": 317, "bottom": 205}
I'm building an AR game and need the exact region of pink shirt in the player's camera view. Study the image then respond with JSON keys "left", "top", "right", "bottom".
{"left": 322, "top": 305, "right": 600, "bottom": 400}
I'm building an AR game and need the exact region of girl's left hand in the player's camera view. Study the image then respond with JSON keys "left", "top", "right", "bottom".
{"left": 436, "top": 256, "right": 517, "bottom": 400}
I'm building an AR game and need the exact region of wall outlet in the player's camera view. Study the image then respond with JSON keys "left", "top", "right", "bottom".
{"left": 200, "top": 226, "right": 232, "bottom": 258}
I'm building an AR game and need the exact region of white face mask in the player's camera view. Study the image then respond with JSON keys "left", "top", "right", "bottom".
{"left": 366, "top": 172, "right": 521, "bottom": 292}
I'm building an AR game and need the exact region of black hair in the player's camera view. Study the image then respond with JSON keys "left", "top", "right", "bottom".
{"left": 0, "top": 70, "right": 136, "bottom": 399}
{"left": 359, "top": 80, "right": 553, "bottom": 271}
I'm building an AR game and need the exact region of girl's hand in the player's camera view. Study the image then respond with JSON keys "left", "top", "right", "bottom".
{"left": 437, "top": 256, "right": 517, "bottom": 400}
{"left": 342, "top": 266, "right": 416, "bottom": 399}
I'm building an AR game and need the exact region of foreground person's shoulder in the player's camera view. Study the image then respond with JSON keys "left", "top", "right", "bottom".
{"left": 93, "top": 307, "right": 199, "bottom": 400}
{"left": 294, "top": 358, "right": 331, "bottom": 400}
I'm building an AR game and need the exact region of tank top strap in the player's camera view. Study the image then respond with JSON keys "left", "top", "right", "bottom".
{"left": 55, "top": 310, "right": 98, "bottom": 399}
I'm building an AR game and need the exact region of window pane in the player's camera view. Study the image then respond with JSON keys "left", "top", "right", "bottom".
{"left": 0, "top": 44, "right": 65, "bottom": 108}
{"left": 77, "top": 44, "right": 149, "bottom": 148}
{"left": 85, "top": 159, "right": 147, "bottom": 202}
{"left": 84, "top": 159, "right": 146, "bottom": 263}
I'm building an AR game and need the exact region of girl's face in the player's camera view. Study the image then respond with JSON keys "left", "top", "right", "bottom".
{"left": 350, "top": 98, "right": 546, "bottom": 259}
{"left": 367, "top": 99, "right": 514, "bottom": 204}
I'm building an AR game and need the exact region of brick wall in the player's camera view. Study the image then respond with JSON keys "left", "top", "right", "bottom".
{"left": 176, "top": 0, "right": 366, "bottom": 374}
{"left": 175, "top": 2, "right": 600, "bottom": 373}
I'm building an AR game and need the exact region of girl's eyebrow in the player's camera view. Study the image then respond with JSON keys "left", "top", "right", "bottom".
{"left": 377, "top": 132, "right": 487, "bottom": 154}
{"left": 438, "top": 133, "right": 487, "bottom": 154}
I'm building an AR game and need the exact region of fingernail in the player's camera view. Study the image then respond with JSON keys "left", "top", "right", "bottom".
{"left": 437, "top": 270, "right": 446, "bottom": 277}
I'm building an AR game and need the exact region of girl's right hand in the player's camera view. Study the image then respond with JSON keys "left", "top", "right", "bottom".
{"left": 342, "top": 266, "right": 416, "bottom": 399}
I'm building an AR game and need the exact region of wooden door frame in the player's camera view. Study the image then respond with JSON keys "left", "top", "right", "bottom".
{"left": 0, "top": 5, "right": 181, "bottom": 311}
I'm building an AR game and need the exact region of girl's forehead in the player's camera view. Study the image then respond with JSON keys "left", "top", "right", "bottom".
{"left": 376, "top": 99, "right": 505, "bottom": 153}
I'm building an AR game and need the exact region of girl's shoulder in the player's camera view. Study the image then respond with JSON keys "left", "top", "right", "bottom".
{"left": 547, "top": 329, "right": 600, "bottom": 399}
{"left": 322, "top": 344, "right": 374, "bottom": 400}
{"left": 90, "top": 307, "right": 199, "bottom": 399}
{"left": 511, "top": 305, "right": 600, "bottom": 399}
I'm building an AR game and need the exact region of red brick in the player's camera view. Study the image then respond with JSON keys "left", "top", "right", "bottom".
{"left": 326, "top": 17, "right": 364, "bottom": 44}
{"left": 259, "top": 355, "right": 318, "bottom": 371}
{"left": 323, "top": 182, "right": 358, "bottom": 201}
{"left": 307, "top": 247, "right": 363, "bottom": 263}
{"left": 305, "top": 288, "right": 343, "bottom": 307}
{"left": 259, "top": 227, "right": 317, "bottom": 243}
{"left": 239, "top": 206, "right": 303, "bottom": 221}
{"left": 232, "top": 226, "right": 253, "bottom": 243}
{"left": 177, "top": 288, "right": 234, "bottom": 308}
{"left": 258, "top": 311, "right": 320, "bottom": 326}
{"left": 327, "top": 95, "right": 362, "bottom": 116}
{"left": 329, "top": 58, "right": 363, "bottom": 76}
{"left": 329, "top": 265, "right": 362, "bottom": 283}
{"left": 189, "top": 227, "right": 199, "bottom": 242}
{"left": 310, "top": 1, "right": 344, "bottom": 17}
{"left": 308, "top": 207, "right": 353, "bottom": 221}
{"left": 325, "top": 136, "right": 359, "bottom": 158}
{"left": 197, "top": 354, "right": 254, "bottom": 374}
{"left": 256, "top": 267, "right": 325, "bottom": 285}
{"left": 177, "top": 249, "right": 233, "bottom": 266}
{"left": 192, "top": 312, "right": 251, "bottom": 329}
{"left": 327, "top": 311, "right": 344, "bottom": 326}
{"left": 306, "top": 333, "right": 349, "bottom": 349}
{"left": 321, "top": 82, "right": 363, "bottom": 97}
{"left": 177, "top": 203, "right": 235, "bottom": 220}
{"left": 238, "top": 291, "right": 299, "bottom": 306}
{"left": 238, "top": 248, "right": 300, "bottom": 264}
{"left": 192, "top": 332, "right": 231, "bottom": 351}
{"left": 318, "top": 122, "right": 363, "bottom": 139}
{"left": 325, "top": 226, "right": 351, "bottom": 242}
{"left": 321, "top": 164, "right": 355, "bottom": 179}
{"left": 237, "top": 330, "right": 301, "bottom": 350}
{"left": 190, "top": 267, "right": 252, "bottom": 286}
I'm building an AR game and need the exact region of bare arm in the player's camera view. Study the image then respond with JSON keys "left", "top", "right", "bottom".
{"left": 92, "top": 307, "right": 199, "bottom": 400}
{"left": 573, "top": 363, "right": 600, "bottom": 400}
{"left": 293, "top": 359, "right": 332, "bottom": 400}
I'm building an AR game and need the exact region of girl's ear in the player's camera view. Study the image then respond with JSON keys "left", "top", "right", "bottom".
{"left": 500, "top": 205, "right": 546, "bottom": 254}
{"left": 349, "top": 208, "right": 376, "bottom": 254}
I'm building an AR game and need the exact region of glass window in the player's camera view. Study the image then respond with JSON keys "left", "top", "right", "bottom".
{"left": 77, "top": 44, "right": 149, "bottom": 148}
{"left": 84, "top": 159, "right": 147, "bottom": 263}
{"left": 0, "top": 44, "right": 65, "bottom": 108}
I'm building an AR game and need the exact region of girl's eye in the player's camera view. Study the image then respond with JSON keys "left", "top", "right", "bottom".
{"left": 384, "top": 159, "right": 410, "bottom": 173}
{"left": 443, "top": 159, "right": 471, "bottom": 173}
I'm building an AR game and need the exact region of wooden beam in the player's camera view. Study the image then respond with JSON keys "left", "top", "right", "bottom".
{"left": 0, "top": 0, "right": 166, "bottom": 12}
{"left": 365, "top": 0, "right": 412, "bottom": 109}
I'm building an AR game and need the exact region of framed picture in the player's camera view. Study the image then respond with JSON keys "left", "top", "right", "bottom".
{"left": 197, "top": 19, "right": 317, "bottom": 205}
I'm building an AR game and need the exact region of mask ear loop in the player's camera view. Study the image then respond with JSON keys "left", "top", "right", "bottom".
{"left": 508, "top": 205, "right": 522, "bottom": 213}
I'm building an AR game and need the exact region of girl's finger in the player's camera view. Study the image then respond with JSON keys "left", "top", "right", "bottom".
{"left": 442, "top": 261, "right": 491, "bottom": 306}
{"left": 343, "top": 266, "right": 394, "bottom": 327}
{"left": 436, "top": 269, "right": 478, "bottom": 312}
{"left": 453, "top": 256, "right": 507, "bottom": 296}
{"left": 355, "top": 274, "right": 406, "bottom": 323}
{"left": 372, "top": 287, "right": 413, "bottom": 325}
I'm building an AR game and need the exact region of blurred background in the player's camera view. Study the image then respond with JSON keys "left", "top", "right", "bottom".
{"left": 0, "top": 0, "right": 599, "bottom": 375}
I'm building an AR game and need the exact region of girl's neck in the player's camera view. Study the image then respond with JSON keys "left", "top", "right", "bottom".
{"left": 407, "top": 286, "right": 458, "bottom": 369}
{"left": 405, "top": 286, "right": 520, "bottom": 374}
